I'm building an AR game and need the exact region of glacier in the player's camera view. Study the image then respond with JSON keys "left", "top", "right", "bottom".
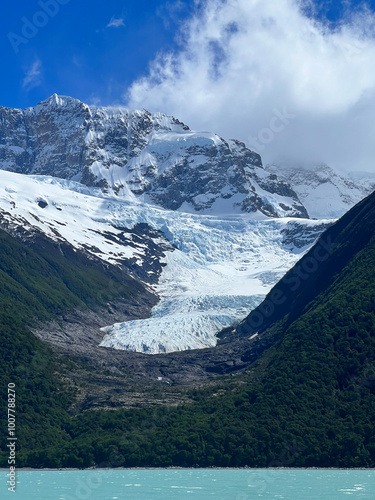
{"left": 0, "top": 169, "right": 331, "bottom": 354}
{"left": 99, "top": 212, "right": 328, "bottom": 353}
{"left": 5, "top": 96, "right": 366, "bottom": 354}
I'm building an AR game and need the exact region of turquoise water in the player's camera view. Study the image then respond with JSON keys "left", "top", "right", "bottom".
{"left": 1, "top": 469, "right": 374, "bottom": 499}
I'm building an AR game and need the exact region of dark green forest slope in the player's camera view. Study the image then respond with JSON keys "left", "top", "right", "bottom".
{"left": 0, "top": 229, "right": 151, "bottom": 467}
{"left": 1, "top": 189, "right": 375, "bottom": 468}
{"left": 43, "top": 185, "right": 375, "bottom": 468}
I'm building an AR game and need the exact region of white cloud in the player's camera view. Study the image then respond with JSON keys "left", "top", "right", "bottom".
{"left": 157, "top": 1, "right": 189, "bottom": 29}
{"left": 126, "top": 0, "right": 375, "bottom": 172}
{"left": 106, "top": 17, "right": 125, "bottom": 28}
{"left": 22, "top": 60, "right": 42, "bottom": 90}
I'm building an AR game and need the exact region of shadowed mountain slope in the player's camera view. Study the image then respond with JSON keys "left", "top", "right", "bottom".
{"left": 234, "top": 189, "right": 375, "bottom": 339}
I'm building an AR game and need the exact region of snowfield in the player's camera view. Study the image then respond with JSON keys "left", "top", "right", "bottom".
{"left": 1, "top": 96, "right": 372, "bottom": 354}
{"left": 265, "top": 163, "right": 374, "bottom": 219}
{"left": 0, "top": 170, "right": 331, "bottom": 354}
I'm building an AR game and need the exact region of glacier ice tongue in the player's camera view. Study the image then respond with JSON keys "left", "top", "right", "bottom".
{"left": 99, "top": 209, "right": 328, "bottom": 354}
{"left": 0, "top": 169, "right": 330, "bottom": 355}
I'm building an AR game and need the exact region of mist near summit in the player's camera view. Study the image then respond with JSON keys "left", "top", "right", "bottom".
{"left": 126, "top": 0, "right": 375, "bottom": 173}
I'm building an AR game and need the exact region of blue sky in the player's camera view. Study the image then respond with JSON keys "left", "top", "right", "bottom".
{"left": 1, "top": 0, "right": 194, "bottom": 108}
{"left": 303, "top": 0, "right": 375, "bottom": 21}
{"left": 2, "top": 0, "right": 375, "bottom": 171}
{"left": 1, "top": 0, "right": 373, "bottom": 109}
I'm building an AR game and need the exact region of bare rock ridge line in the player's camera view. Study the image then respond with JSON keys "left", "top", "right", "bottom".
{"left": 265, "top": 162, "right": 375, "bottom": 219}
{"left": 0, "top": 94, "right": 307, "bottom": 217}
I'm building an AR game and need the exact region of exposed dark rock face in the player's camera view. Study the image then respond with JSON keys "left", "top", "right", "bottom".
{"left": 0, "top": 95, "right": 307, "bottom": 217}
{"left": 281, "top": 220, "right": 335, "bottom": 249}
{"left": 265, "top": 162, "right": 375, "bottom": 218}
{"left": 0, "top": 206, "right": 174, "bottom": 289}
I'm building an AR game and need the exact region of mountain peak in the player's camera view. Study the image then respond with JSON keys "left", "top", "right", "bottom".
{"left": 38, "top": 93, "right": 84, "bottom": 108}
{"left": 265, "top": 161, "right": 374, "bottom": 218}
{"left": 0, "top": 96, "right": 307, "bottom": 217}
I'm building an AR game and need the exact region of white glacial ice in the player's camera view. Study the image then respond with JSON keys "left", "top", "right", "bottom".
{"left": 0, "top": 170, "right": 330, "bottom": 355}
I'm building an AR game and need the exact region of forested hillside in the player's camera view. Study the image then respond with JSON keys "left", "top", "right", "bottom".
{"left": 1, "top": 191, "right": 375, "bottom": 468}
{"left": 0, "top": 228, "right": 152, "bottom": 467}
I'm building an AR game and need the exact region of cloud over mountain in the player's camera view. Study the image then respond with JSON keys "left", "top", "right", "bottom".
{"left": 126, "top": 0, "right": 375, "bottom": 172}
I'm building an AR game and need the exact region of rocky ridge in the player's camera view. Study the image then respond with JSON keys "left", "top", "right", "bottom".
{"left": 265, "top": 162, "right": 375, "bottom": 218}
{"left": 0, "top": 94, "right": 307, "bottom": 218}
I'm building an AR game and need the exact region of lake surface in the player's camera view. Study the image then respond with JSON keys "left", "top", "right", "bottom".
{"left": 1, "top": 469, "right": 374, "bottom": 499}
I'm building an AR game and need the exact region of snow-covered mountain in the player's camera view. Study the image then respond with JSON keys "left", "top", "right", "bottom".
{"left": 0, "top": 95, "right": 307, "bottom": 218}
{"left": 265, "top": 162, "right": 375, "bottom": 219}
{"left": 1, "top": 95, "right": 370, "bottom": 355}
{"left": 0, "top": 169, "right": 331, "bottom": 354}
